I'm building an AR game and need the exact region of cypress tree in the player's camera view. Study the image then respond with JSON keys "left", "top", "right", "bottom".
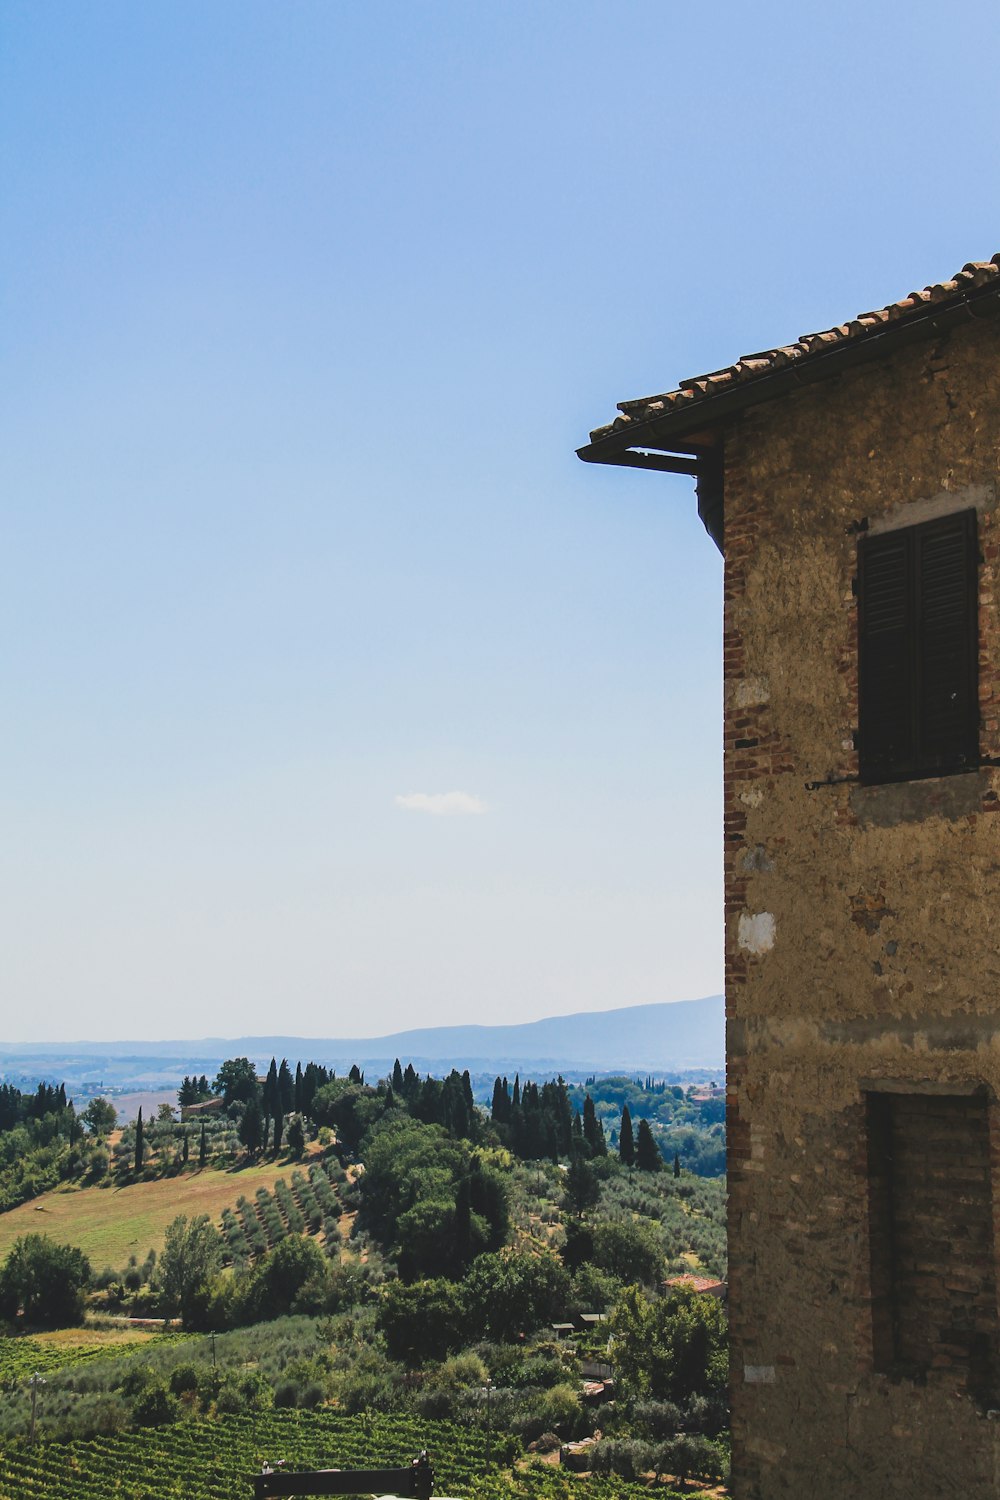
{"left": 491, "top": 1076, "right": 510, "bottom": 1123}
{"left": 239, "top": 1097, "right": 263, "bottom": 1158}
{"left": 636, "top": 1116, "right": 662, "bottom": 1172}
{"left": 182, "top": 1131, "right": 189, "bottom": 1165}
{"left": 294, "top": 1061, "right": 304, "bottom": 1114}
{"left": 134, "top": 1108, "right": 144, "bottom": 1173}
{"left": 199, "top": 1120, "right": 207, "bottom": 1167}
{"left": 263, "top": 1058, "right": 279, "bottom": 1119}
{"left": 673, "top": 1150, "right": 681, "bottom": 1178}
{"left": 582, "top": 1094, "right": 607, "bottom": 1156}
{"left": 392, "top": 1058, "right": 404, "bottom": 1093}
{"left": 278, "top": 1058, "right": 294, "bottom": 1117}
{"left": 619, "top": 1105, "right": 635, "bottom": 1168}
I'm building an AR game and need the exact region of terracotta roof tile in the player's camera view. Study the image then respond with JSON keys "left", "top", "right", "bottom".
{"left": 589, "top": 254, "right": 1000, "bottom": 443}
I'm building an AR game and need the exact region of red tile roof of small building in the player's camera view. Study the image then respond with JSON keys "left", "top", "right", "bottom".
{"left": 589, "top": 254, "right": 1000, "bottom": 445}
{"left": 665, "top": 1274, "right": 727, "bottom": 1295}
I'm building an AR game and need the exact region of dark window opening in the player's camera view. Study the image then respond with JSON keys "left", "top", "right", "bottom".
{"left": 867, "top": 1090, "right": 998, "bottom": 1391}
{"left": 858, "top": 509, "right": 979, "bottom": 784}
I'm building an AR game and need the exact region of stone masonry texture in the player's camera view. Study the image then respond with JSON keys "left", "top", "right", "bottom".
{"left": 723, "top": 312, "right": 1000, "bottom": 1498}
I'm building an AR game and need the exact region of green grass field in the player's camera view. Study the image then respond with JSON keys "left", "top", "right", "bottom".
{"left": 0, "top": 1326, "right": 191, "bottom": 1384}
{"left": 0, "top": 1161, "right": 303, "bottom": 1268}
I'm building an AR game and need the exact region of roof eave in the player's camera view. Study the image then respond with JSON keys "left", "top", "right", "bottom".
{"left": 577, "top": 277, "right": 1000, "bottom": 557}
{"left": 578, "top": 276, "right": 1000, "bottom": 467}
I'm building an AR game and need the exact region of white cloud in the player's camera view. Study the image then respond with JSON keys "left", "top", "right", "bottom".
{"left": 395, "top": 791, "right": 487, "bottom": 817}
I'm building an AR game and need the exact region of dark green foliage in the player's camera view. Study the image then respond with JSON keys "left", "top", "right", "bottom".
{"left": 618, "top": 1105, "right": 635, "bottom": 1167}
{"left": 159, "top": 1214, "right": 222, "bottom": 1329}
{"left": 278, "top": 1059, "right": 294, "bottom": 1117}
{"left": 572, "top": 1076, "right": 725, "bottom": 1178}
{"left": 379, "top": 1277, "right": 467, "bottom": 1364}
{"left": 360, "top": 1116, "right": 507, "bottom": 1280}
{"left": 263, "top": 1058, "right": 279, "bottom": 1119}
{"left": 167, "top": 1362, "right": 200, "bottom": 1397}
{"left": 82, "top": 1097, "right": 117, "bottom": 1136}
{"left": 608, "top": 1282, "right": 727, "bottom": 1404}
{"left": 635, "top": 1117, "right": 662, "bottom": 1172}
{"left": 133, "top": 1108, "right": 144, "bottom": 1173}
{"left": 130, "top": 1382, "right": 179, "bottom": 1427}
{"left": 238, "top": 1097, "right": 264, "bottom": 1158}
{"left": 560, "top": 1217, "right": 594, "bottom": 1272}
{"left": 590, "top": 1217, "right": 663, "bottom": 1285}
{"left": 287, "top": 1115, "right": 306, "bottom": 1156}
{"left": 241, "top": 1234, "right": 327, "bottom": 1322}
{"left": 655, "top": 1433, "right": 728, "bottom": 1485}
{"left": 0, "top": 1234, "right": 91, "bottom": 1328}
{"left": 461, "top": 1250, "right": 569, "bottom": 1342}
{"left": 582, "top": 1095, "right": 607, "bottom": 1156}
{"left": 178, "top": 1076, "right": 213, "bottom": 1108}
{"left": 565, "top": 1154, "right": 600, "bottom": 1217}
{"left": 312, "top": 1080, "right": 386, "bottom": 1154}
{"left": 213, "top": 1057, "right": 259, "bottom": 1107}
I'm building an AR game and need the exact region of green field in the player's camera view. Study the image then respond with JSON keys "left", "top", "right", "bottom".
{"left": 0, "top": 1162, "right": 304, "bottom": 1269}
{"left": 0, "top": 1411, "right": 713, "bottom": 1500}
{"left": 0, "top": 1327, "right": 191, "bottom": 1385}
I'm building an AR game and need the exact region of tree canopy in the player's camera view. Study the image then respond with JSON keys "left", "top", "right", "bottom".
{"left": 0, "top": 1233, "right": 91, "bottom": 1328}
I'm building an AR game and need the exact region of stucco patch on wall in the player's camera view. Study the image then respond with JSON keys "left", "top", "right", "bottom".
{"left": 738, "top": 911, "right": 776, "bottom": 953}
{"left": 729, "top": 676, "right": 771, "bottom": 709}
{"left": 866, "top": 481, "right": 996, "bottom": 535}
{"left": 850, "top": 772, "right": 987, "bottom": 827}
{"left": 738, "top": 844, "right": 775, "bottom": 874}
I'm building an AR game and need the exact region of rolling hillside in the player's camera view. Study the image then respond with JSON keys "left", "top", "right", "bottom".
{"left": 0, "top": 1161, "right": 301, "bottom": 1269}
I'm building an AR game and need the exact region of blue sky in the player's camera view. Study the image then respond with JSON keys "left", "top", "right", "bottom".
{"left": 2, "top": 2, "right": 998, "bottom": 1041}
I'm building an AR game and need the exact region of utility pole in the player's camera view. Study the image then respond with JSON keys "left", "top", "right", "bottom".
{"left": 28, "top": 1373, "right": 45, "bottom": 1444}
{"left": 481, "top": 1381, "right": 494, "bottom": 1472}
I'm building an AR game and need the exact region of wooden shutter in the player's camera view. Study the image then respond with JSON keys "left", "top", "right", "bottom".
{"left": 917, "top": 511, "right": 979, "bottom": 773}
{"left": 858, "top": 529, "right": 916, "bottom": 781}
{"left": 867, "top": 1091, "right": 997, "bottom": 1385}
{"left": 859, "top": 509, "right": 978, "bottom": 782}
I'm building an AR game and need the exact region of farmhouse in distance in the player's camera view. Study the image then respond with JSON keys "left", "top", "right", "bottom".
{"left": 581, "top": 254, "right": 1000, "bottom": 1497}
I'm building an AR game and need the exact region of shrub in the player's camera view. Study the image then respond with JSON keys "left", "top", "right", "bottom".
{"left": 0, "top": 1234, "right": 91, "bottom": 1328}
{"left": 168, "top": 1363, "right": 200, "bottom": 1397}
{"left": 131, "top": 1383, "right": 179, "bottom": 1428}
{"left": 590, "top": 1438, "right": 652, "bottom": 1479}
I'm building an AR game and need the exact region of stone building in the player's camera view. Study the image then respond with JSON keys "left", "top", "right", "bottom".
{"left": 579, "top": 255, "right": 1000, "bottom": 1497}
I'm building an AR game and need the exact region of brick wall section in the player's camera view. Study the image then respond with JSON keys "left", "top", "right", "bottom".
{"left": 721, "top": 312, "right": 1000, "bottom": 1499}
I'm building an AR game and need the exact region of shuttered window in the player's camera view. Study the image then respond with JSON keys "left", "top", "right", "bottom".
{"left": 858, "top": 509, "right": 979, "bottom": 783}
{"left": 867, "top": 1091, "right": 997, "bottom": 1389}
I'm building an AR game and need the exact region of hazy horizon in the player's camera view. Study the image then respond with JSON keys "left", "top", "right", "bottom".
{"left": 0, "top": 993, "right": 722, "bottom": 1051}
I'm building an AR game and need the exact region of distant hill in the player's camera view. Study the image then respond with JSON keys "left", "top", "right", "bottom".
{"left": 0, "top": 996, "right": 724, "bottom": 1089}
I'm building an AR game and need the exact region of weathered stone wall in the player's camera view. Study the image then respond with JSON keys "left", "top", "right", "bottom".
{"left": 723, "top": 314, "right": 1000, "bottom": 1498}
